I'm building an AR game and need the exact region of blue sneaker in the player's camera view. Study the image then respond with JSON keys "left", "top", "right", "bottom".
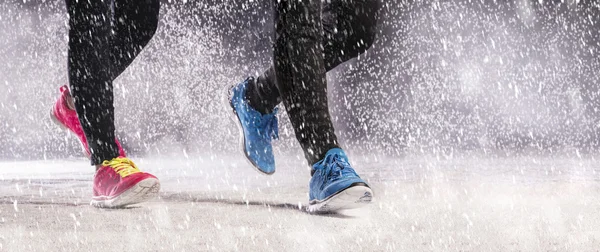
{"left": 308, "top": 148, "right": 373, "bottom": 212}
{"left": 224, "top": 77, "right": 278, "bottom": 175}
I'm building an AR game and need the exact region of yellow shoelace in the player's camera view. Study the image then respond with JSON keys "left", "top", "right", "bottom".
{"left": 101, "top": 157, "right": 141, "bottom": 178}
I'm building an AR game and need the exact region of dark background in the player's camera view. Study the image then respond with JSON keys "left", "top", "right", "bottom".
{"left": 1, "top": 0, "right": 600, "bottom": 161}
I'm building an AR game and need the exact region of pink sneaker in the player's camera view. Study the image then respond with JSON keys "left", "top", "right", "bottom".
{"left": 91, "top": 156, "right": 160, "bottom": 208}
{"left": 50, "top": 85, "right": 126, "bottom": 158}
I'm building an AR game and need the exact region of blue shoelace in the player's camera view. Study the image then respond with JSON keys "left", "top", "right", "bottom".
{"left": 316, "top": 153, "right": 356, "bottom": 186}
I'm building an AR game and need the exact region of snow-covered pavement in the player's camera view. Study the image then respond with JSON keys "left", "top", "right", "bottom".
{"left": 0, "top": 154, "right": 599, "bottom": 251}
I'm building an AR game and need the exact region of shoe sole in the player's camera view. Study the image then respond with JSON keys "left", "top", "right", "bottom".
{"left": 221, "top": 83, "right": 275, "bottom": 175}
{"left": 90, "top": 177, "right": 160, "bottom": 208}
{"left": 308, "top": 183, "right": 373, "bottom": 213}
{"left": 49, "top": 110, "right": 90, "bottom": 158}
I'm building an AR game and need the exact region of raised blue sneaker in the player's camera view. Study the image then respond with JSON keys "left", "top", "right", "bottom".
{"left": 224, "top": 77, "right": 278, "bottom": 175}
{"left": 308, "top": 148, "right": 373, "bottom": 212}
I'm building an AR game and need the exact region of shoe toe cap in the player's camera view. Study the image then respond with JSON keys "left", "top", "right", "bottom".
{"left": 248, "top": 153, "right": 276, "bottom": 174}
{"left": 245, "top": 145, "right": 276, "bottom": 174}
{"left": 318, "top": 177, "right": 369, "bottom": 200}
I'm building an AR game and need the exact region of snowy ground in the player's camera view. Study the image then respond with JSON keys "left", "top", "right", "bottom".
{"left": 0, "top": 154, "right": 599, "bottom": 251}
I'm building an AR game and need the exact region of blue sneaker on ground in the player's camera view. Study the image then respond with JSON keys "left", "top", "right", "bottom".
{"left": 224, "top": 77, "right": 278, "bottom": 175}
{"left": 308, "top": 148, "right": 373, "bottom": 212}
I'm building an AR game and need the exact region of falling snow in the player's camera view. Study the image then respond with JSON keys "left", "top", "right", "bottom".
{"left": 1, "top": 0, "right": 600, "bottom": 251}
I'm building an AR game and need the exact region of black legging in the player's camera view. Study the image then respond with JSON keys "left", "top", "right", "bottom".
{"left": 66, "top": 0, "right": 160, "bottom": 165}
{"left": 245, "top": 0, "right": 379, "bottom": 165}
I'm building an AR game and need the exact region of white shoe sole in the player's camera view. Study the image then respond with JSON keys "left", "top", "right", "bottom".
{"left": 90, "top": 178, "right": 160, "bottom": 208}
{"left": 222, "top": 83, "right": 275, "bottom": 175}
{"left": 308, "top": 185, "right": 373, "bottom": 213}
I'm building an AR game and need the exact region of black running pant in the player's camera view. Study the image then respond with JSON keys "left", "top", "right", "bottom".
{"left": 66, "top": 0, "right": 160, "bottom": 165}
{"left": 245, "top": 0, "right": 379, "bottom": 165}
